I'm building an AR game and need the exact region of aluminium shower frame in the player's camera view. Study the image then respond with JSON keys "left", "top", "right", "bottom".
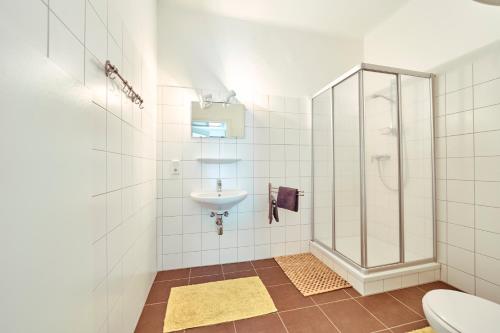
{"left": 311, "top": 63, "right": 436, "bottom": 273}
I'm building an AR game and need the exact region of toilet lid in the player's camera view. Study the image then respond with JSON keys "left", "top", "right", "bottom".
{"left": 423, "top": 289, "right": 500, "bottom": 332}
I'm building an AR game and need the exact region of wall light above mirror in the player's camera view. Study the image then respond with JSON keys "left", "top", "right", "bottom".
{"left": 191, "top": 101, "right": 246, "bottom": 138}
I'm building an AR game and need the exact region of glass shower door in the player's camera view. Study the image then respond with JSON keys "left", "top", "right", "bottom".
{"left": 312, "top": 63, "right": 435, "bottom": 271}
{"left": 401, "top": 75, "right": 434, "bottom": 262}
{"left": 363, "top": 70, "right": 400, "bottom": 267}
{"left": 333, "top": 73, "right": 361, "bottom": 265}
{"left": 312, "top": 89, "right": 333, "bottom": 249}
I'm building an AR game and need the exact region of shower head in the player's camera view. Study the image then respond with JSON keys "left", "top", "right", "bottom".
{"left": 380, "top": 126, "right": 398, "bottom": 136}
{"left": 371, "top": 154, "right": 391, "bottom": 163}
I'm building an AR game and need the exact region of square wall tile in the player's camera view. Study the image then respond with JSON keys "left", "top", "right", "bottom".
{"left": 474, "top": 78, "right": 500, "bottom": 108}
{"left": 448, "top": 266, "right": 475, "bottom": 294}
{"left": 446, "top": 157, "right": 473, "bottom": 181}
{"left": 446, "top": 134, "right": 473, "bottom": 158}
{"left": 446, "top": 180, "right": 474, "bottom": 204}
{"left": 446, "top": 111, "right": 473, "bottom": 136}
{"left": 50, "top": 0, "right": 85, "bottom": 42}
{"left": 446, "top": 88, "right": 473, "bottom": 115}
{"left": 476, "top": 230, "right": 500, "bottom": 259}
{"left": 447, "top": 223, "right": 474, "bottom": 251}
{"left": 475, "top": 131, "right": 500, "bottom": 157}
{"left": 447, "top": 202, "right": 474, "bottom": 227}
{"left": 49, "top": 13, "right": 84, "bottom": 83}
{"left": 162, "top": 235, "right": 182, "bottom": 254}
{"left": 447, "top": 245, "right": 474, "bottom": 275}
{"left": 476, "top": 278, "right": 500, "bottom": 304}
{"left": 475, "top": 254, "right": 500, "bottom": 285}
{"left": 476, "top": 205, "right": 500, "bottom": 234}
{"left": 475, "top": 181, "right": 500, "bottom": 207}
{"left": 85, "top": 2, "right": 107, "bottom": 62}
{"left": 0, "top": 0, "right": 48, "bottom": 55}
{"left": 474, "top": 104, "right": 500, "bottom": 133}
{"left": 475, "top": 156, "right": 500, "bottom": 182}
{"left": 446, "top": 64, "right": 472, "bottom": 93}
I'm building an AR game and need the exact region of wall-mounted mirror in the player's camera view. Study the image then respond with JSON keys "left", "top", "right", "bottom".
{"left": 191, "top": 101, "right": 245, "bottom": 138}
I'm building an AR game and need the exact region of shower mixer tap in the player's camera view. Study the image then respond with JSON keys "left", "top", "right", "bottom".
{"left": 371, "top": 154, "right": 391, "bottom": 163}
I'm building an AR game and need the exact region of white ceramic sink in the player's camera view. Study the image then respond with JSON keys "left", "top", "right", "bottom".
{"left": 190, "top": 190, "right": 248, "bottom": 211}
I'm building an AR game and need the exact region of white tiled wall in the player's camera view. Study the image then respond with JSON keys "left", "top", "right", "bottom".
{"left": 0, "top": 0, "right": 158, "bottom": 332}
{"left": 157, "top": 86, "right": 312, "bottom": 270}
{"left": 435, "top": 42, "right": 500, "bottom": 303}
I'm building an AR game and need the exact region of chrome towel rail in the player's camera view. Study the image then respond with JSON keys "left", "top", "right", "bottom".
{"left": 268, "top": 182, "right": 304, "bottom": 201}
{"left": 105, "top": 60, "right": 144, "bottom": 109}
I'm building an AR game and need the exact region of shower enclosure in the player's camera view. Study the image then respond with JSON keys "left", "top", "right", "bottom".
{"left": 312, "top": 63, "right": 435, "bottom": 273}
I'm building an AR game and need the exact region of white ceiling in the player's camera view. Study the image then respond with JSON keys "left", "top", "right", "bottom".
{"left": 163, "top": 0, "right": 410, "bottom": 38}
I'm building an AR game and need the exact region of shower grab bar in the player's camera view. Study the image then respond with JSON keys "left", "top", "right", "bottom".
{"left": 105, "top": 60, "right": 144, "bottom": 109}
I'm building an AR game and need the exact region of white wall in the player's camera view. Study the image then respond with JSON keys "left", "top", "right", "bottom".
{"left": 364, "top": 0, "right": 500, "bottom": 71}
{"left": 433, "top": 42, "right": 500, "bottom": 303}
{"left": 157, "top": 1, "right": 363, "bottom": 97}
{"left": 363, "top": 0, "right": 500, "bottom": 303}
{"left": 157, "top": 86, "right": 312, "bottom": 270}
{"left": 0, "top": 0, "right": 157, "bottom": 332}
{"left": 155, "top": 0, "right": 363, "bottom": 270}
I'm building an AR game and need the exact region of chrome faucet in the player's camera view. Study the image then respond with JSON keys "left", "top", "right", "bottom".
{"left": 216, "top": 178, "right": 222, "bottom": 192}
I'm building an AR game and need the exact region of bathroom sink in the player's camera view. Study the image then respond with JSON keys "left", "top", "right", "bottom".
{"left": 190, "top": 190, "right": 248, "bottom": 211}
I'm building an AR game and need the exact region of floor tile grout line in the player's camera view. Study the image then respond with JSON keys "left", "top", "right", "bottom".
{"left": 386, "top": 292, "right": 424, "bottom": 319}
{"left": 371, "top": 329, "right": 389, "bottom": 333}
{"left": 385, "top": 318, "right": 428, "bottom": 331}
{"left": 310, "top": 294, "right": 358, "bottom": 307}
{"left": 311, "top": 298, "right": 342, "bottom": 333}
{"left": 275, "top": 311, "right": 290, "bottom": 333}
{"left": 251, "top": 262, "right": 258, "bottom": 276}
{"left": 156, "top": 270, "right": 232, "bottom": 283}
{"left": 352, "top": 295, "right": 390, "bottom": 330}
{"left": 153, "top": 265, "right": 285, "bottom": 288}
{"left": 251, "top": 259, "right": 279, "bottom": 271}
{"left": 277, "top": 303, "right": 317, "bottom": 314}
{"left": 154, "top": 276, "right": 191, "bottom": 283}
{"left": 222, "top": 268, "right": 255, "bottom": 275}
{"left": 341, "top": 288, "right": 355, "bottom": 299}
{"left": 189, "top": 272, "right": 224, "bottom": 280}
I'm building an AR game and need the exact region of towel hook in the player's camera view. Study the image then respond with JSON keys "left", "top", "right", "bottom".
{"left": 105, "top": 60, "right": 145, "bottom": 110}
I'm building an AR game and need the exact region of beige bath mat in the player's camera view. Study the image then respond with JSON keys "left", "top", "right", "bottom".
{"left": 274, "top": 253, "right": 351, "bottom": 296}
{"left": 163, "top": 276, "right": 277, "bottom": 332}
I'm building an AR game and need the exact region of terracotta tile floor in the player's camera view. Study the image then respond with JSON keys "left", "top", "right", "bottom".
{"left": 135, "top": 259, "right": 456, "bottom": 333}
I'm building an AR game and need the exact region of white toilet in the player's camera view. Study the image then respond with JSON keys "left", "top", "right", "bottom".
{"left": 422, "top": 289, "right": 500, "bottom": 333}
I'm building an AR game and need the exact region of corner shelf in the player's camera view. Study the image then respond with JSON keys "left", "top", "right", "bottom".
{"left": 196, "top": 158, "right": 242, "bottom": 164}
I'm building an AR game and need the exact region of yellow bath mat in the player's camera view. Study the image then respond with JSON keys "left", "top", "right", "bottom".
{"left": 163, "top": 276, "right": 277, "bottom": 332}
{"left": 408, "top": 328, "right": 435, "bottom": 333}
{"left": 275, "top": 253, "right": 351, "bottom": 296}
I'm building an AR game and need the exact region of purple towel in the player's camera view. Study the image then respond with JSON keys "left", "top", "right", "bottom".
{"left": 276, "top": 186, "right": 299, "bottom": 212}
